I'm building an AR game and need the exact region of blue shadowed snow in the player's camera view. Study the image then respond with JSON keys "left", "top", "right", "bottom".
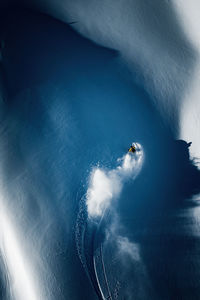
{"left": 0, "top": 8, "right": 200, "bottom": 300}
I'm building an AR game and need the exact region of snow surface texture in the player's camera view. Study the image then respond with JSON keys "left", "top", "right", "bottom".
{"left": 27, "top": 0, "right": 200, "bottom": 164}
{"left": 0, "top": 2, "right": 200, "bottom": 300}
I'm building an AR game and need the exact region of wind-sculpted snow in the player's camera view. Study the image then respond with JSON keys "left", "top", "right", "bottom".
{"left": 26, "top": 0, "right": 197, "bottom": 149}
{"left": 86, "top": 145, "right": 143, "bottom": 218}
{"left": 26, "top": 0, "right": 200, "bottom": 163}
{"left": 0, "top": 205, "right": 39, "bottom": 300}
{"left": 1, "top": 6, "right": 200, "bottom": 300}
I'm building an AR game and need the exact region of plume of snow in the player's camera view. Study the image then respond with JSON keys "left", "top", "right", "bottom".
{"left": 117, "top": 236, "right": 140, "bottom": 261}
{"left": 86, "top": 144, "right": 143, "bottom": 218}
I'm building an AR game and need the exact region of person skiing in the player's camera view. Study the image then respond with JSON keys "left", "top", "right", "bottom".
{"left": 128, "top": 143, "right": 136, "bottom": 153}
